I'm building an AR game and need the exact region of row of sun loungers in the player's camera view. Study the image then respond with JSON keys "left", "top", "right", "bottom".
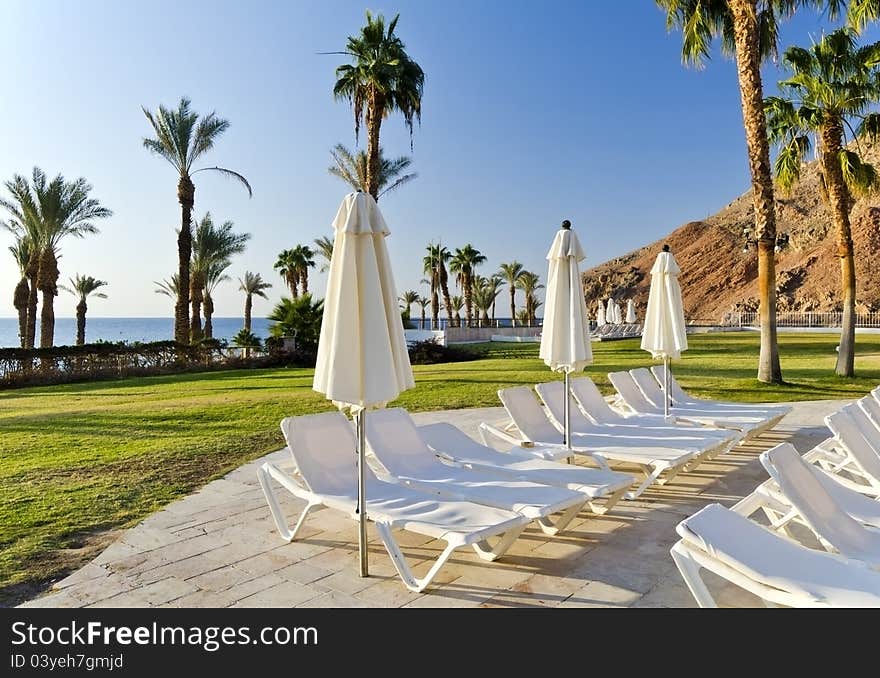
{"left": 591, "top": 323, "right": 642, "bottom": 341}
{"left": 672, "top": 388, "right": 880, "bottom": 607}
{"left": 257, "top": 366, "right": 791, "bottom": 593}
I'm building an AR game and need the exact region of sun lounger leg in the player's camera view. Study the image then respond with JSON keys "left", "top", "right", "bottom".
{"left": 472, "top": 525, "right": 527, "bottom": 562}
{"left": 671, "top": 546, "right": 718, "bottom": 608}
{"left": 374, "top": 521, "right": 457, "bottom": 593}
{"left": 587, "top": 486, "right": 626, "bottom": 515}
{"left": 535, "top": 501, "right": 586, "bottom": 535}
{"left": 624, "top": 465, "right": 665, "bottom": 500}
{"left": 257, "top": 463, "right": 319, "bottom": 543}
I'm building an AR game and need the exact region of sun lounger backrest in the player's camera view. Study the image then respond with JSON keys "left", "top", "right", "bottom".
{"left": 630, "top": 368, "right": 667, "bottom": 409}
{"left": 650, "top": 364, "right": 687, "bottom": 403}
{"left": 364, "top": 408, "right": 438, "bottom": 476}
{"left": 569, "top": 377, "right": 619, "bottom": 424}
{"left": 498, "top": 386, "right": 563, "bottom": 444}
{"left": 827, "top": 409, "right": 880, "bottom": 482}
{"left": 419, "top": 423, "right": 499, "bottom": 465}
{"left": 762, "top": 443, "right": 877, "bottom": 558}
{"left": 280, "top": 412, "right": 359, "bottom": 496}
{"left": 607, "top": 371, "right": 662, "bottom": 415}
{"left": 872, "top": 385, "right": 880, "bottom": 404}
{"left": 678, "top": 502, "right": 878, "bottom": 606}
{"left": 856, "top": 396, "right": 880, "bottom": 436}
{"left": 842, "top": 403, "right": 880, "bottom": 449}
{"left": 534, "top": 381, "right": 595, "bottom": 431}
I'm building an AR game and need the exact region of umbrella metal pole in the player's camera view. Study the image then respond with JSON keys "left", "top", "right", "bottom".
{"left": 356, "top": 409, "right": 369, "bottom": 577}
{"left": 564, "top": 371, "right": 572, "bottom": 459}
{"left": 664, "top": 357, "right": 670, "bottom": 419}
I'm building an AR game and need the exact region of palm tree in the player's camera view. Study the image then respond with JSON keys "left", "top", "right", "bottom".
{"left": 61, "top": 274, "right": 107, "bottom": 345}
{"left": 142, "top": 97, "right": 252, "bottom": 344}
{"left": 416, "top": 296, "right": 430, "bottom": 330}
{"left": 422, "top": 248, "right": 440, "bottom": 328}
{"left": 333, "top": 11, "right": 424, "bottom": 199}
{"left": 445, "top": 295, "right": 464, "bottom": 328}
{"left": 293, "top": 244, "right": 316, "bottom": 295}
{"left": 472, "top": 277, "right": 500, "bottom": 326}
{"left": 497, "top": 261, "right": 524, "bottom": 327}
{"left": 192, "top": 213, "right": 250, "bottom": 339}
{"left": 516, "top": 271, "right": 543, "bottom": 325}
{"left": 399, "top": 289, "right": 419, "bottom": 321}
{"left": 486, "top": 275, "right": 504, "bottom": 325}
{"left": 851, "top": 0, "right": 880, "bottom": 30}
{"left": 423, "top": 244, "right": 453, "bottom": 328}
{"left": 268, "top": 294, "right": 325, "bottom": 351}
{"left": 657, "top": 0, "right": 836, "bottom": 383}
{"left": 238, "top": 271, "right": 272, "bottom": 332}
{"left": 313, "top": 235, "right": 334, "bottom": 273}
{"left": 8, "top": 236, "right": 31, "bottom": 347}
{"left": 765, "top": 29, "right": 880, "bottom": 377}
{"left": 328, "top": 144, "right": 418, "bottom": 199}
{"left": 450, "top": 244, "right": 486, "bottom": 325}
{"left": 0, "top": 168, "right": 111, "bottom": 348}
{"left": 274, "top": 249, "right": 300, "bottom": 298}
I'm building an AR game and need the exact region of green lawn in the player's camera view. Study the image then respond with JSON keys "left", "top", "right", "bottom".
{"left": 2, "top": 332, "right": 880, "bottom": 603}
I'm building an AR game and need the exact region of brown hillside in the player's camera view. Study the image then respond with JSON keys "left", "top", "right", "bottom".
{"left": 583, "top": 141, "right": 880, "bottom": 322}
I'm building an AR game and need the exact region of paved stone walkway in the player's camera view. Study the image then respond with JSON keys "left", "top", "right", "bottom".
{"left": 19, "top": 401, "right": 842, "bottom": 608}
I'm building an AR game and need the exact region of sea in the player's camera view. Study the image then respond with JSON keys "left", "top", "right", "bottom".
{"left": 0, "top": 317, "right": 273, "bottom": 348}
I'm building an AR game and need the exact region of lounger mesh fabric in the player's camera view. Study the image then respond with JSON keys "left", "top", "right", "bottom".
{"left": 677, "top": 503, "right": 880, "bottom": 607}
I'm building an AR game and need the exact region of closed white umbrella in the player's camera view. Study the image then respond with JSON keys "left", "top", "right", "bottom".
{"left": 640, "top": 244, "right": 688, "bottom": 418}
{"left": 313, "top": 191, "right": 415, "bottom": 576}
{"left": 596, "top": 300, "right": 606, "bottom": 327}
{"left": 539, "top": 220, "right": 592, "bottom": 451}
{"left": 611, "top": 300, "right": 622, "bottom": 325}
{"left": 626, "top": 298, "right": 637, "bottom": 324}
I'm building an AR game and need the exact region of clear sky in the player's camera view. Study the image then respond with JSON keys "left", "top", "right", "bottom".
{"left": 0, "top": 1, "right": 866, "bottom": 319}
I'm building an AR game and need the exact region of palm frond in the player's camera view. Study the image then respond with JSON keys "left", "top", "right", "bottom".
{"left": 192, "top": 166, "right": 253, "bottom": 197}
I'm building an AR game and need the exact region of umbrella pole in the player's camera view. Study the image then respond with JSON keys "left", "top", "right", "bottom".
{"left": 564, "top": 371, "right": 572, "bottom": 457}
{"left": 356, "top": 409, "right": 369, "bottom": 577}
{"left": 664, "top": 357, "right": 670, "bottom": 419}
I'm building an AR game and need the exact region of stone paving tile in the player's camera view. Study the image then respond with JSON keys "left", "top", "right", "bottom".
{"left": 401, "top": 580, "right": 487, "bottom": 608}
{"left": 64, "top": 574, "right": 136, "bottom": 605}
{"left": 297, "top": 590, "right": 370, "bottom": 608}
{"left": 52, "top": 563, "right": 110, "bottom": 590}
{"left": 216, "top": 573, "right": 288, "bottom": 604}
{"left": 557, "top": 581, "right": 644, "bottom": 608}
{"left": 353, "top": 579, "right": 423, "bottom": 608}
{"left": 230, "top": 580, "right": 325, "bottom": 608}
{"left": 309, "top": 569, "right": 377, "bottom": 596}
{"left": 18, "top": 591, "right": 86, "bottom": 608}
{"left": 185, "top": 564, "right": 262, "bottom": 592}
{"left": 92, "top": 541, "right": 141, "bottom": 565}
{"left": 130, "top": 554, "right": 225, "bottom": 586}
{"left": 274, "top": 561, "right": 334, "bottom": 586}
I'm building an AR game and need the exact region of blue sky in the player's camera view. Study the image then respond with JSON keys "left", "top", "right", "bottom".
{"left": 0, "top": 1, "right": 866, "bottom": 318}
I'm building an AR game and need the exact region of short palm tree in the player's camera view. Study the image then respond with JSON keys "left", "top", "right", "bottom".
{"left": 313, "top": 235, "right": 334, "bottom": 273}
{"left": 61, "top": 274, "right": 107, "bottom": 345}
{"left": 274, "top": 249, "right": 300, "bottom": 298}
{"left": 497, "top": 261, "right": 524, "bottom": 327}
{"left": 486, "top": 275, "right": 504, "bottom": 324}
{"left": 657, "top": 0, "right": 839, "bottom": 383}
{"left": 516, "top": 271, "right": 543, "bottom": 325}
{"left": 8, "top": 236, "right": 32, "bottom": 347}
{"left": 268, "top": 294, "right": 324, "bottom": 352}
{"left": 191, "top": 213, "right": 250, "bottom": 339}
{"left": 416, "top": 296, "right": 430, "bottom": 330}
{"left": 399, "top": 289, "right": 419, "bottom": 322}
{"left": 450, "top": 244, "right": 486, "bottom": 325}
{"left": 142, "top": 97, "right": 252, "bottom": 344}
{"left": 333, "top": 11, "right": 424, "bottom": 199}
{"left": 445, "top": 295, "right": 464, "bottom": 328}
{"left": 765, "top": 28, "right": 880, "bottom": 377}
{"left": 471, "top": 278, "right": 500, "bottom": 326}
{"left": 328, "top": 144, "right": 418, "bottom": 200}
{"left": 238, "top": 271, "right": 272, "bottom": 332}
{"left": 0, "top": 168, "right": 111, "bottom": 348}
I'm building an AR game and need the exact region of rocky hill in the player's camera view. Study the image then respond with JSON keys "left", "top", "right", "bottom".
{"left": 582, "top": 140, "right": 880, "bottom": 322}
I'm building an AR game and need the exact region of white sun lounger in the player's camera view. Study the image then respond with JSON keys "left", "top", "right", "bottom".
{"left": 570, "top": 375, "right": 694, "bottom": 428}
{"left": 535, "top": 380, "right": 738, "bottom": 457}
{"left": 418, "top": 421, "right": 633, "bottom": 515}
{"left": 671, "top": 503, "right": 880, "bottom": 607}
{"left": 481, "top": 386, "right": 700, "bottom": 499}
{"left": 364, "top": 408, "right": 589, "bottom": 535}
{"left": 825, "top": 408, "right": 880, "bottom": 493}
{"left": 759, "top": 442, "right": 880, "bottom": 566}
{"left": 257, "top": 411, "right": 529, "bottom": 592}
{"left": 649, "top": 364, "right": 791, "bottom": 419}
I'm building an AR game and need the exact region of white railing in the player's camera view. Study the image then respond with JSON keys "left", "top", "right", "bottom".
{"left": 724, "top": 311, "right": 880, "bottom": 328}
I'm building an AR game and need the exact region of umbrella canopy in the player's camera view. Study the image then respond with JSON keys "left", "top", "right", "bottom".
{"left": 625, "top": 298, "right": 637, "bottom": 324}
{"left": 641, "top": 247, "right": 688, "bottom": 360}
{"left": 540, "top": 223, "right": 593, "bottom": 373}
{"left": 314, "top": 191, "right": 415, "bottom": 408}
{"left": 596, "top": 300, "right": 606, "bottom": 327}
{"left": 313, "top": 191, "right": 415, "bottom": 576}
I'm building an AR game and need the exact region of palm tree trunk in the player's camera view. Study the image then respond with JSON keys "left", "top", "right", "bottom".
{"left": 431, "top": 287, "right": 439, "bottom": 329}
{"left": 420, "top": 307, "right": 426, "bottom": 330}
{"left": 37, "top": 247, "right": 59, "bottom": 348}
{"left": 26, "top": 274, "right": 38, "bottom": 349}
{"left": 440, "top": 268, "right": 453, "bottom": 329}
{"left": 190, "top": 280, "right": 203, "bottom": 342}
{"left": 76, "top": 300, "right": 87, "bottom": 346}
{"left": 301, "top": 270, "right": 309, "bottom": 296}
{"left": 244, "top": 294, "right": 253, "bottom": 332}
{"left": 365, "top": 89, "right": 384, "bottom": 200}
{"left": 288, "top": 273, "right": 299, "bottom": 299}
{"left": 819, "top": 121, "right": 857, "bottom": 377}
{"left": 203, "top": 293, "right": 214, "bottom": 339}
{"left": 509, "top": 288, "right": 516, "bottom": 328}
{"left": 730, "top": 0, "right": 782, "bottom": 384}
{"left": 13, "top": 277, "right": 29, "bottom": 348}
{"left": 176, "top": 175, "right": 195, "bottom": 345}
{"left": 464, "top": 275, "right": 473, "bottom": 327}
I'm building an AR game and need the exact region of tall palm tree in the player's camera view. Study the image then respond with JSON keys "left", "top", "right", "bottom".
{"left": 497, "top": 261, "right": 524, "bottom": 327}
{"left": 333, "top": 11, "right": 424, "bottom": 199}
{"left": 516, "top": 271, "right": 543, "bottom": 326}
{"left": 765, "top": 29, "right": 880, "bottom": 377}
{"left": 416, "top": 296, "right": 430, "bottom": 330}
{"left": 142, "top": 97, "right": 252, "bottom": 344}
{"left": 61, "top": 274, "right": 107, "bottom": 345}
{"left": 657, "top": 0, "right": 837, "bottom": 383}
{"left": 274, "top": 249, "right": 300, "bottom": 298}
{"left": 445, "top": 295, "right": 464, "bottom": 328}
{"left": 313, "top": 235, "right": 334, "bottom": 273}
{"left": 238, "top": 271, "right": 272, "bottom": 332}
{"left": 328, "top": 144, "right": 418, "bottom": 199}
{"left": 191, "top": 213, "right": 251, "bottom": 339}
{"left": 486, "top": 275, "right": 504, "bottom": 325}
{"left": 450, "top": 244, "right": 486, "bottom": 325}
{"left": 423, "top": 244, "right": 453, "bottom": 327}
{"left": 8, "top": 236, "right": 31, "bottom": 347}
{"left": 422, "top": 248, "right": 440, "bottom": 328}
{"left": 0, "top": 168, "right": 111, "bottom": 348}
{"left": 399, "top": 289, "right": 420, "bottom": 321}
